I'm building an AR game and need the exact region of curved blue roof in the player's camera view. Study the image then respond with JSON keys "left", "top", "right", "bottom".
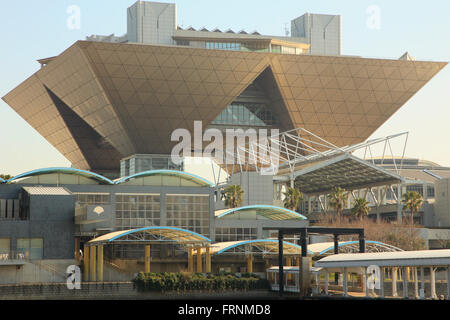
{"left": 216, "top": 239, "right": 313, "bottom": 255}
{"left": 111, "top": 226, "right": 210, "bottom": 242}
{"left": 317, "top": 240, "right": 402, "bottom": 255}
{"left": 115, "top": 169, "right": 213, "bottom": 187}
{"left": 216, "top": 205, "right": 307, "bottom": 220}
{"left": 0, "top": 177, "right": 5, "bottom": 184}
{"left": 6, "top": 167, "right": 114, "bottom": 185}
{"left": 89, "top": 226, "right": 211, "bottom": 244}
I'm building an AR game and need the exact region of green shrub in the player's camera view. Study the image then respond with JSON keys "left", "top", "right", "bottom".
{"left": 133, "top": 272, "right": 269, "bottom": 293}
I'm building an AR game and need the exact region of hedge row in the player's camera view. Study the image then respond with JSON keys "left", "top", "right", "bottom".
{"left": 133, "top": 272, "right": 269, "bottom": 292}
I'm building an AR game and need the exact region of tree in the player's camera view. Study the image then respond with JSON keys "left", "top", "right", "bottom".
{"left": 224, "top": 185, "right": 244, "bottom": 208}
{"left": 328, "top": 186, "right": 348, "bottom": 220}
{"left": 283, "top": 187, "right": 303, "bottom": 211}
{"left": 351, "top": 198, "right": 370, "bottom": 221}
{"left": 402, "top": 191, "right": 423, "bottom": 225}
{"left": 315, "top": 215, "right": 426, "bottom": 251}
{"left": 0, "top": 174, "right": 12, "bottom": 180}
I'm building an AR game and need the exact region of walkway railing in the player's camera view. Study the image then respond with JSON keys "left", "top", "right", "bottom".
{"left": 0, "top": 251, "right": 28, "bottom": 262}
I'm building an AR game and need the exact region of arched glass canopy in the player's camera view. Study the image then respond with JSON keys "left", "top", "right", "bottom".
{"left": 87, "top": 226, "right": 211, "bottom": 246}
{"left": 215, "top": 205, "right": 307, "bottom": 220}
{"left": 308, "top": 240, "right": 403, "bottom": 257}
{"left": 4, "top": 168, "right": 213, "bottom": 187}
{"left": 6, "top": 167, "right": 114, "bottom": 185}
{"left": 211, "top": 239, "right": 313, "bottom": 255}
{"left": 114, "top": 170, "right": 213, "bottom": 187}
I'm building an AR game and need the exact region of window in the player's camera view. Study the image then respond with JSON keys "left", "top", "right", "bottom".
{"left": 241, "top": 42, "right": 269, "bottom": 52}
{"left": 215, "top": 228, "right": 257, "bottom": 242}
{"left": 74, "top": 193, "right": 110, "bottom": 208}
{"left": 427, "top": 185, "right": 435, "bottom": 198}
{"left": 212, "top": 102, "right": 277, "bottom": 127}
{"left": 406, "top": 185, "right": 424, "bottom": 197}
{"left": 126, "top": 155, "right": 184, "bottom": 173}
{"left": 115, "top": 194, "right": 161, "bottom": 230}
{"left": 281, "top": 46, "right": 296, "bottom": 55}
{"left": 176, "top": 40, "right": 190, "bottom": 46}
{"left": 205, "top": 41, "right": 241, "bottom": 51}
{"left": 166, "top": 195, "right": 210, "bottom": 237}
{"left": 17, "top": 238, "right": 43, "bottom": 260}
{"left": 0, "top": 238, "right": 10, "bottom": 254}
{"left": 271, "top": 45, "right": 281, "bottom": 53}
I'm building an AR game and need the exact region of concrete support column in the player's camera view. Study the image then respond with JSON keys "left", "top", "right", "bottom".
{"left": 361, "top": 272, "right": 366, "bottom": 295}
{"left": 89, "top": 245, "right": 97, "bottom": 282}
{"left": 144, "top": 245, "right": 151, "bottom": 273}
{"left": 392, "top": 267, "right": 398, "bottom": 297}
{"left": 296, "top": 257, "right": 300, "bottom": 266}
{"left": 430, "top": 267, "right": 437, "bottom": 299}
{"left": 97, "top": 245, "right": 104, "bottom": 282}
{"left": 83, "top": 245, "right": 89, "bottom": 282}
{"left": 343, "top": 267, "right": 348, "bottom": 297}
{"left": 364, "top": 269, "right": 369, "bottom": 297}
{"left": 188, "top": 248, "right": 194, "bottom": 274}
{"left": 324, "top": 271, "right": 329, "bottom": 295}
{"left": 205, "top": 246, "right": 211, "bottom": 273}
{"left": 403, "top": 267, "right": 408, "bottom": 298}
{"left": 380, "top": 267, "right": 385, "bottom": 298}
{"left": 414, "top": 267, "right": 419, "bottom": 299}
{"left": 196, "top": 247, "right": 203, "bottom": 273}
{"left": 247, "top": 255, "right": 253, "bottom": 274}
{"left": 420, "top": 267, "right": 425, "bottom": 299}
{"left": 446, "top": 267, "right": 450, "bottom": 300}
{"left": 315, "top": 273, "right": 320, "bottom": 295}
{"left": 299, "top": 257, "right": 311, "bottom": 297}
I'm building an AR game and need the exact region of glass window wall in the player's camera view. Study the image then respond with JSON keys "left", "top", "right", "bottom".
{"left": 166, "top": 195, "right": 210, "bottom": 237}
{"left": 17, "top": 238, "right": 43, "bottom": 260}
{"left": 74, "top": 193, "right": 110, "bottom": 208}
{"left": 215, "top": 227, "right": 257, "bottom": 242}
{"left": 212, "top": 102, "right": 277, "bottom": 127}
{"left": 115, "top": 194, "right": 161, "bottom": 230}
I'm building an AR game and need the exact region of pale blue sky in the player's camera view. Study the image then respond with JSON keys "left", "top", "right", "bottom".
{"left": 0, "top": 0, "right": 449, "bottom": 176}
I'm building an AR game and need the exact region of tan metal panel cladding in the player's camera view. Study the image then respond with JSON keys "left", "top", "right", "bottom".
{"left": 2, "top": 73, "right": 90, "bottom": 170}
{"left": 2, "top": 40, "right": 447, "bottom": 172}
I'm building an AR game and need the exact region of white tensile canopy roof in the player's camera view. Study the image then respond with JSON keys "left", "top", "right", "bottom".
{"left": 315, "top": 249, "right": 450, "bottom": 268}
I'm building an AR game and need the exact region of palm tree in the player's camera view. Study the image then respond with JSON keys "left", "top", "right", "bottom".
{"left": 402, "top": 191, "right": 423, "bottom": 225}
{"left": 328, "top": 186, "right": 348, "bottom": 220}
{"left": 351, "top": 198, "right": 370, "bottom": 221}
{"left": 224, "top": 185, "right": 244, "bottom": 208}
{"left": 283, "top": 187, "right": 303, "bottom": 211}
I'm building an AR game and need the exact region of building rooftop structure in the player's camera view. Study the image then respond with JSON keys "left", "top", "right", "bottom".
{"left": 215, "top": 205, "right": 307, "bottom": 220}
{"left": 86, "top": 1, "right": 336, "bottom": 56}
{"left": 370, "top": 157, "right": 450, "bottom": 184}
{"left": 3, "top": 40, "right": 445, "bottom": 175}
{"left": 315, "top": 248, "right": 450, "bottom": 268}
{"left": 3, "top": 1, "right": 446, "bottom": 178}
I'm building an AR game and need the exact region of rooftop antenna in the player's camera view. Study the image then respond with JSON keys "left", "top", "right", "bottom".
{"left": 284, "top": 23, "right": 290, "bottom": 36}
